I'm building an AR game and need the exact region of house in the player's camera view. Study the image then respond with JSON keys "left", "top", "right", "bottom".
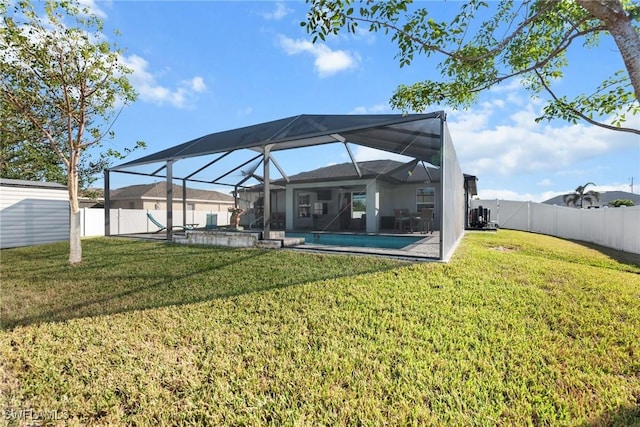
{"left": 543, "top": 190, "right": 640, "bottom": 208}
{"left": 238, "top": 159, "right": 478, "bottom": 232}
{"left": 108, "top": 182, "right": 234, "bottom": 212}
{"left": 0, "top": 178, "right": 69, "bottom": 249}
{"left": 107, "top": 112, "right": 472, "bottom": 260}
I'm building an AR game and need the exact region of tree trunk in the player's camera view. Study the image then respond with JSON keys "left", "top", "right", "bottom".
{"left": 69, "top": 208, "right": 82, "bottom": 264}
{"left": 68, "top": 165, "right": 82, "bottom": 265}
{"left": 576, "top": 0, "right": 640, "bottom": 103}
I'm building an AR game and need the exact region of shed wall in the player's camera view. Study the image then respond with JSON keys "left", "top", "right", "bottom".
{"left": 0, "top": 184, "right": 69, "bottom": 249}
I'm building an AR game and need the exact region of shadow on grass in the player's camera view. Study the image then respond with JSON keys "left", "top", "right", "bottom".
{"left": 572, "top": 239, "right": 640, "bottom": 271}
{"left": 1, "top": 238, "right": 410, "bottom": 330}
{"left": 583, "top": 403, "right": 640, "bottom": 426}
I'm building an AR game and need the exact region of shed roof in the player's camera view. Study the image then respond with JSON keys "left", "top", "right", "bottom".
{"left": 0, "top": 178, "right": 67, "bottom": 190}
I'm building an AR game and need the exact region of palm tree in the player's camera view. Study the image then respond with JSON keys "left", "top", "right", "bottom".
{"left": 563, "top": 182, "right": 601, "bottom": 208}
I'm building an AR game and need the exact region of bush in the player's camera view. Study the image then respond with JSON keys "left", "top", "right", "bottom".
{"left": 608, "top": 199, "right": 634, "bottom": 207}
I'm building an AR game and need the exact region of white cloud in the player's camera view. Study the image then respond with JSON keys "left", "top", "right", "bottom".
{"left": 476, "top": 188, "right": 542, "bottom": 202}
{"left": 121, "top": 54, "right": 206, "bottom": 108}
{"left": 537, "top": 178, "right": 553, "bottom": 186}
{"left": 350, "top": 104, "right": 390, "bottom": 114}
{"left": 77, "top": 0, "right": 108, "bottom": 19}
{"left": 449, "top": 98, "right": 640, "bottom": 178}
{"left": 237, "top": 106, "right": 253, "bottom": 116}
{"left": 262, "top": 2, "right": 291, "bottom": 20}
{"left": 189, "top": 76, "right": 207, "bottom": 93}
{"left": 278, "top": 35, "right": 360, "bottom": 77}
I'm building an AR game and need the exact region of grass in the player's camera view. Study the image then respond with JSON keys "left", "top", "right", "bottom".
{"left": 1, "top": 230, "right": 639, "bottom": 426}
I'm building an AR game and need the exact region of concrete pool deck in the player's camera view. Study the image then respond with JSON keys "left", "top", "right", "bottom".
{"left": 115, "top": 229, "right": 442, "bottom": 261}
{"left": 288, "top": 232, "right": 441, "bottom": 260}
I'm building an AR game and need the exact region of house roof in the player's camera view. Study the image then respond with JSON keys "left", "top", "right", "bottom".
{"left": 110, "top": 182, "right": 234, "bottom": 202}
{"left": 543, "top": 190, "right": 640, "bottom": 207}
{"left": 0, "top": 178, "right": 66, "bottom": 190}
{"left": 275, "top": 159, "right": 441, "bottom": 185}
{"left": 111, "top": 113, "right": 445, "bottom": 172}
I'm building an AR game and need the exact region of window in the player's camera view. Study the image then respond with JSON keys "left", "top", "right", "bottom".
{"left": 314, "top": 202, "right": 328, "bottom": 215}
{"left": 351, "top": 193, "right": 366, "bottom": 219}
{"left": 416, "top": 187, "right": 435, "bottom": 211}
{"left": 298, "top": 194, "right": 311, "bottom": 218}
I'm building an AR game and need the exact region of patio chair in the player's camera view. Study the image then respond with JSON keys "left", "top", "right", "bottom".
{"left": 146, "top": 213, "right": 198, "bottom": 233}
{"left": 420, "top": 208, "right": 434, "bottom": 233}
{"left": 394, "top": 209, "right": 411, "bottom": 232}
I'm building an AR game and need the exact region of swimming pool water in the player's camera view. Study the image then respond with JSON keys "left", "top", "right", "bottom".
{"left": 286, "top": 232, "right": 422, "bottom": 249}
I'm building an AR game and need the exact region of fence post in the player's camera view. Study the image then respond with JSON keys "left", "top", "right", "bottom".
{"left": 80, "top": 208, "right": 84, "bottom": 237}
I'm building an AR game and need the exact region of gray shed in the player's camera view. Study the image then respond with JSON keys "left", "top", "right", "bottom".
{"left": 0, "top": 179, "right": 69, "bottom": 249}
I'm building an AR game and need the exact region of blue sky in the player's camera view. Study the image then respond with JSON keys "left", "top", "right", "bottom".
{"left": 87, "top": 0, "right": 639, "bottom": 202}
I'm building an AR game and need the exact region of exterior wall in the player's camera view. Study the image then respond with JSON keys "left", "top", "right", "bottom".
{"left": 0, "top": 181, "right": 69, "bottom": 249}
{"left": 365, "top": 180, "right": 379, "bottom": 233}
{"left": 284, "top": 179, "right": 374, "bottom": 231}
{"left": 237, "top": 190, "right": 287, "bottom": 228}
{"left": 109, "top": 199, "right": 145, "bottom": 210}
{"left": 242, "top": 179, "right": 451, "bottom": 233}
{"left": 377, "top": 181, "right": 442, "bottom": 230}
{"left": 471, "top": 199, "right": 640, "bottom": 254}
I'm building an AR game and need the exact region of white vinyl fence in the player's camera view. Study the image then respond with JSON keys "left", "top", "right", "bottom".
{"left": 80, "top": 208, "right": 233, "bottom": 237}
{"left": 471, "top": 199, "right": 640, "bottom": 254}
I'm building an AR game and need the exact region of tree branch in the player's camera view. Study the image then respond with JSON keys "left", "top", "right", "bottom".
{"left": 534, "top": 70, "right": 640, "bottom": 135}
{"left": 346, "top": 0, "right": 558, "bottom": 63}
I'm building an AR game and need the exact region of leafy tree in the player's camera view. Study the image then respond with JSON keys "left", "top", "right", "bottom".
{"left": 563, "top": 182, "right": 601, "bottom": 208}
{"left": 609, "top": 198, "right": 635, "bottom": 207}
{"left": 304, "top": 0, "right": 640, "bottom": 134}
{"left": 1, "top": 99, "right": 123, "bottom": 188}
{"left": 0, "top": 106, "right": 67, "bottom": 183}
{"left": 0, "top": 0, "right": 144, "bottom": 264}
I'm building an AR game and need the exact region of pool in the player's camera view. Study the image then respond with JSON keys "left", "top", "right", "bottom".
{"left": 286, "top": 232, "right": 423, "bottom": 249}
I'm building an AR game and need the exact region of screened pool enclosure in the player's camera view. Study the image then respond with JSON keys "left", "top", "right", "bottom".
{"left": 106, "top": 111, "right": 471, "bottom": 260}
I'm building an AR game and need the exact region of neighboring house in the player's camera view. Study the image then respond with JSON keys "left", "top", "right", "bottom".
{"left": 238, "top": 159, "right": 478, "bottom": 232}
{"left": 0, "top": 178, "right": 69, "bottom": 249}
{"left": 543, "top": 191, "right": 640, "bottom": 208}
{"left": 109, "top": 182, "right": 235, "bottom": 212}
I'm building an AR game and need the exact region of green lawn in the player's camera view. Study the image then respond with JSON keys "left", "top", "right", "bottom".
{"left": 1, "top": 230, "right": 639, "bottom": 426}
